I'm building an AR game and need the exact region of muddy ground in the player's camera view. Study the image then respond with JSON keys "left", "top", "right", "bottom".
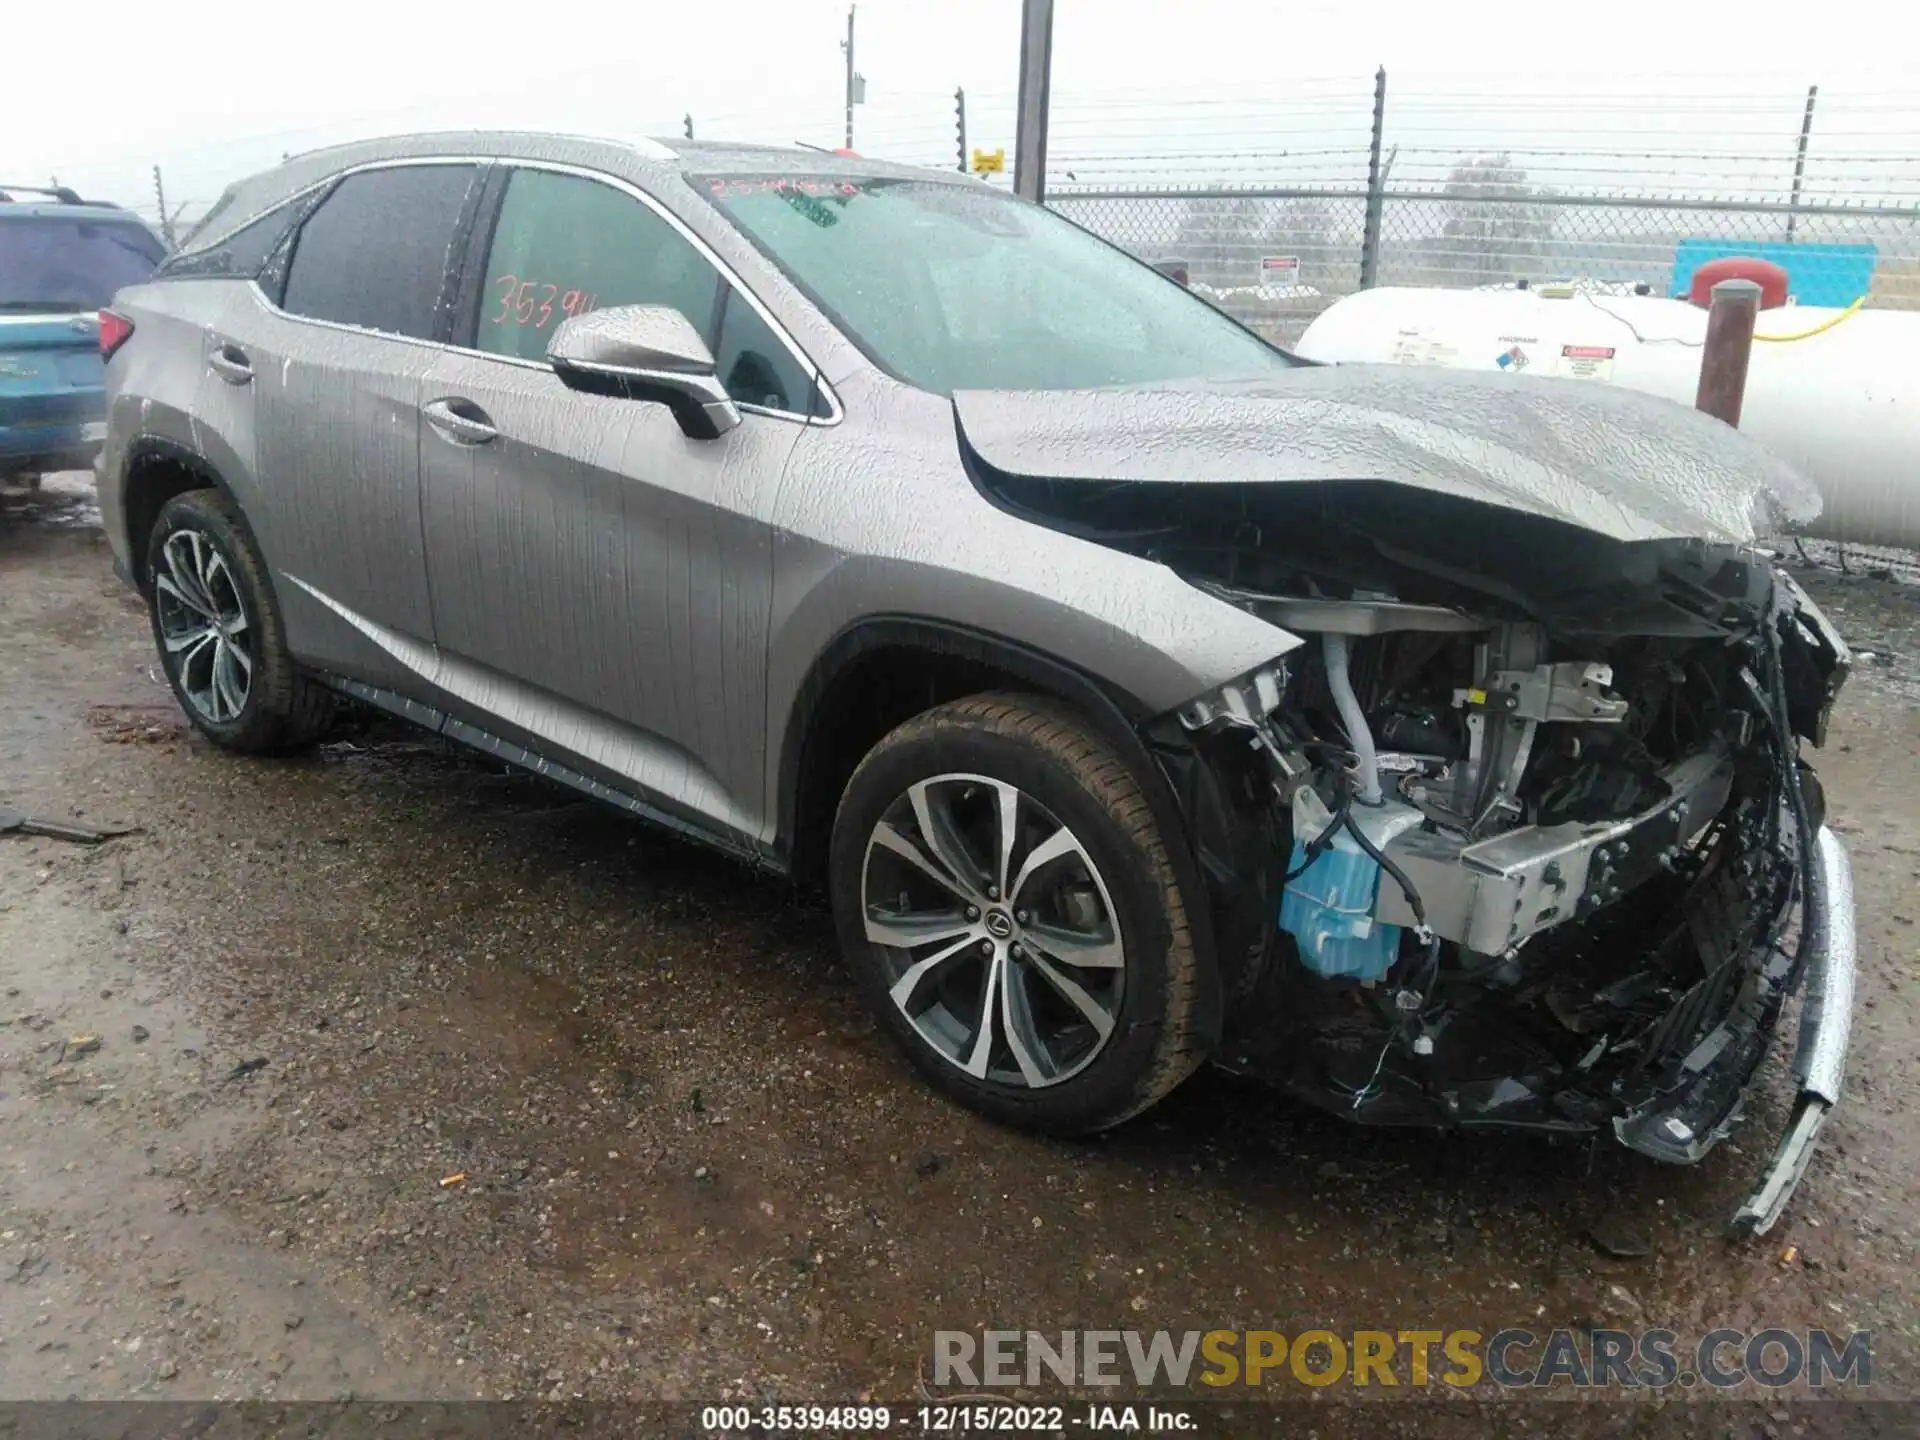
{"left": 1, "top": 475, "right": 1915, "bottom": 1428}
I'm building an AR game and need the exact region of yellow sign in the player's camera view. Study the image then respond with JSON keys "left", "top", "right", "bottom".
{"left": 971, "top": 147, "right": 1006, "bottom": 175}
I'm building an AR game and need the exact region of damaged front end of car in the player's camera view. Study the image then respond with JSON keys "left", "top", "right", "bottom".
{"left": 983, "top": 455, "right": 1854, "bottom": 1235}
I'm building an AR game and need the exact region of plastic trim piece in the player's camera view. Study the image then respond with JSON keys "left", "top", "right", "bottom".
{"left": 1729, "top": 826, "right": 1856, "bottom": 1237}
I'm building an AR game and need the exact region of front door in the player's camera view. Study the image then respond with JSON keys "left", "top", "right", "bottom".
{"left": 418, "top": 165, "right": 823, "bottom": 846}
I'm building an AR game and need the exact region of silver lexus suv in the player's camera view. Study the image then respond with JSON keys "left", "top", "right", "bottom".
{"left": 97, "top": 133, "right": 1855, "bottom": 1230}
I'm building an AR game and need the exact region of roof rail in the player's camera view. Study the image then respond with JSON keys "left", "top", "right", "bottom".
{"left": 0, "top": 183, "right": 88, "bottom": 204}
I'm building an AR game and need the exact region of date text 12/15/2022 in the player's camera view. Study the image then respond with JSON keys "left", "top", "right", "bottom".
{"left": 699, "top": 1404, "right": 1197, "bottom": 1432}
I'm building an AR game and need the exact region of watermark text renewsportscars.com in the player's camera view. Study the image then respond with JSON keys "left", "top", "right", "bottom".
{"left": 933, "top": 1328, "right": 1872, "bottom": 1390}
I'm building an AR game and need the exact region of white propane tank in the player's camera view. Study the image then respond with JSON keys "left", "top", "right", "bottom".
{"left": 1295, "top": 285, "right": 1920, "bottom": 548}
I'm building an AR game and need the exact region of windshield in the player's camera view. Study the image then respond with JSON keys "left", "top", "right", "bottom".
{"left": 0, "top": 216, "right": 165, "bottom": 312}
{"left": 700, "top": 176, "right": 1294, "bottom": 393}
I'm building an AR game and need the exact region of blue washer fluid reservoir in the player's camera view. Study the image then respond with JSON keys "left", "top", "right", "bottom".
{"left": 1278, "top": 787, "right": 1425, "bottom": 982}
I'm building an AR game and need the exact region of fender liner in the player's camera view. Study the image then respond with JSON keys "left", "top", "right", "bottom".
{"left": 119, "top": 435, "right": 246, "bottom": 588}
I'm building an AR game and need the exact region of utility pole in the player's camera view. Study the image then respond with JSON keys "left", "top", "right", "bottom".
{"left": 1786, "top": 83, "right": 1818, "bottom": 242}
{"left": 1012, "top": 0, "right": 1054, "bottom": 201}
{"left": 955, "top": 87, "right": 968, "bottom": 173}
{"left": 842, "top": 5, "right": 858, "bottom": 150}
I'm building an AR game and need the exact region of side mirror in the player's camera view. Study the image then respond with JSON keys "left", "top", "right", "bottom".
{"left": 547, "top": 304, "right": 741, "bottom": 440}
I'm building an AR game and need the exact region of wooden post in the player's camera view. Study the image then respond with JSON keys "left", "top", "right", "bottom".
{"left": 1695, "top": 278, "right": 1762, "bottom": 428}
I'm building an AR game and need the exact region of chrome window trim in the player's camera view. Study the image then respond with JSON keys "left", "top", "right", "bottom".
{"left": 242, "top": 153, "right": 842, "bottom": 427}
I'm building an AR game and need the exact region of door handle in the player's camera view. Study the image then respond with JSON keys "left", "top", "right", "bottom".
{"left": 208, "top": 344, "right": 253, "bottom": 385}
{"left": 424, "top": 398, "right": 498, "bottom": 446}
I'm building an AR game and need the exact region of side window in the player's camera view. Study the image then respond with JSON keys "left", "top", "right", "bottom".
{"left": 281, "top": 165, "right": 480, "bottom": 340}
{"left": 476, "top": 168, "right": 817, "bottom": 413}
{"left": 713, "top": 289, "right": 815, "bottom": 414}
{"left": 476, "top": 169, "right": 719, "bottom": 362}
{"left": 158, "top": 204, "right": 295, "bottom": 280}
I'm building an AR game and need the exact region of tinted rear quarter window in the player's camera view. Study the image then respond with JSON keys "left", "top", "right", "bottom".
{"left": 0, "top": 216, "right": 165, "bottom": 311}
{"left": 282, "top": 165, "right": 480, "bottom": 340}
{"left": 158, "top": 204, "right": 299, "bottom": 281}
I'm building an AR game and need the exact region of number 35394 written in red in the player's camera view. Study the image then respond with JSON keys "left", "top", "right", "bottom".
{"left": 489, "top": 275, "right": 599, "bottom": 330}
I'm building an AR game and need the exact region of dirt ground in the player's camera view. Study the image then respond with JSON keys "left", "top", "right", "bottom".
{"left": 1, "top": 474, "right": 1915, "bottom": 1425}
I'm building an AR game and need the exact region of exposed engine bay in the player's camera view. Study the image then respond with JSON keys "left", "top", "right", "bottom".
{"left": 981, "top": 473, "right": 1853, "bottom": 1196}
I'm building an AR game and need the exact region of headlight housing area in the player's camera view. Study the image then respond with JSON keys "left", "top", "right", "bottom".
{"left": 1772, "top": 568, "right": 1851, "bottom": 747}
{"left": 1174, "top": 658, "right": 1290, "bottom": 734}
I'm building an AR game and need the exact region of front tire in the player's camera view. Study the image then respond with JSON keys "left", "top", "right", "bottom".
{"left": 146, "top": 488, "right": 334, "bottom": 754}
{"left": 829, "top": 693, "right": 1209, "bottom": 1135}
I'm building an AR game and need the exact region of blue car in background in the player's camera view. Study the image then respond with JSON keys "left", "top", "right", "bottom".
{"left": 1, "top": 186, "right": 166, "bottom": 486}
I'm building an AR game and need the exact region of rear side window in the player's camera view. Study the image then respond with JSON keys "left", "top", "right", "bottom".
{"left": 0, "top": 216, "right": 164, "bottom": 311}
{"left": 158, "top": 204, "right": 297, "bottom": 280}
{"left": 474, "top": 168, "right": 816, "bottom": 414}
{"left": 281, "top": 165, "right": 480, "bottom": 340}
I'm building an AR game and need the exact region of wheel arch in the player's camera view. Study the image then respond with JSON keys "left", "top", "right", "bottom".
{"left": 776, "top": 616, "right": 1225, "bottom": 1046}
{"left": 119, "top": 437, "right": 247, "bottom": 592}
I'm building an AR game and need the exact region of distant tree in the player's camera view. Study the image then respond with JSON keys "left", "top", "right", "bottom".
{"left": 1172, "top": 195, "right": 1275, "bottom": 288}
{"left": 1271, "top": 194, "right": 1339, "bottom": 273}
{"left": 1171, "top": 192, "right": 1343, "bottom": 290}
{"left": 1433, "top": 153, "right": 1560, "bottom": 287}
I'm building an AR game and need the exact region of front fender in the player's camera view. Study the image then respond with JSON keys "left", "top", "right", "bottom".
{"left": 765, "top": 377, "right": 1301, "bottom": 781}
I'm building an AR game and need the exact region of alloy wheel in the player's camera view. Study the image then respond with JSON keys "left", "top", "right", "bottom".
{"left": 860, "top": 772, "right": 1125, "bottom": 1088}
{"left": 155, "top": 528, "right": 253, "bottom": 724}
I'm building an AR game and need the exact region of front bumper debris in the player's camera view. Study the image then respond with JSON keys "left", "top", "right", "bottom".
{"left": 1375, "top": 748, "right": 1733, "bottom": 954}
{"left": 1729, "top": 826, "right": 1857, "bottom": 1237}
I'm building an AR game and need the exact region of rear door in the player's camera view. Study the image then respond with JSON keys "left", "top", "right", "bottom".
{"left": 233, "top": 162, "right": 485, "bottom": 690}
{"left": 0, "top": 210, "right": 162, "bottom": 471}
{"left": 417, "top": 164, "right": 824, "bottom": 845}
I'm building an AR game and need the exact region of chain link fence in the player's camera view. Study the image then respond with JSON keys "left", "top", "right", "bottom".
{"left": 1043, "top": 74, "right": 1920, "bottom": 346}
{"left": 1048, "top": 189, "right": 1363, "bottom": 345}
{"left": 1049, "top": 187, "right": 1920, "bottom": 347}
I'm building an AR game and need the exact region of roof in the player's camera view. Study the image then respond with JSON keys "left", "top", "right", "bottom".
{"left": 0, "top": 200, "right": 158, "bottom": 246}
{"left": 655, "top": 137, "right": 948, "bottom": 180}
{"left": 182, "top": 130, "right": 972, "bottom": 254}
{"left": 0, "top": 184, "right": 138, "bottom": 222}
{"left": 0, "top": 183, "right": 87, "bottom": 204}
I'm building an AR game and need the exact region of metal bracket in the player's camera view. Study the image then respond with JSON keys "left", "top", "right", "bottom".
{"left": 1456, "top": 661, "right": 1629, "bottom": 725}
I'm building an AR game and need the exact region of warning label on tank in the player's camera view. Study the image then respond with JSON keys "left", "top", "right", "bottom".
{"left": 1388, "top": 327, "right": 1460, "bottom": 368}
{"left": 1558, "top": 344, "right": 1618, "bottom": 381}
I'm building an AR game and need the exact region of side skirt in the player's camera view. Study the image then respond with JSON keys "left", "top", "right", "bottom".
{"left": 318, "top": 674, "right": 779, "bottom": 874}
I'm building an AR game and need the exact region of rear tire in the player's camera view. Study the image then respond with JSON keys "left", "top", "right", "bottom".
{"left": 145, "top": 488, "right": 334, "bottom": 754}
{"left": 829, "top": 693, "right": 1209, "bottom": 1135}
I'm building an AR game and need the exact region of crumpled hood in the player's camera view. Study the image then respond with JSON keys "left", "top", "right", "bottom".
{"left": 953, "top": 364, "right": 1822, "bottom": 543}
